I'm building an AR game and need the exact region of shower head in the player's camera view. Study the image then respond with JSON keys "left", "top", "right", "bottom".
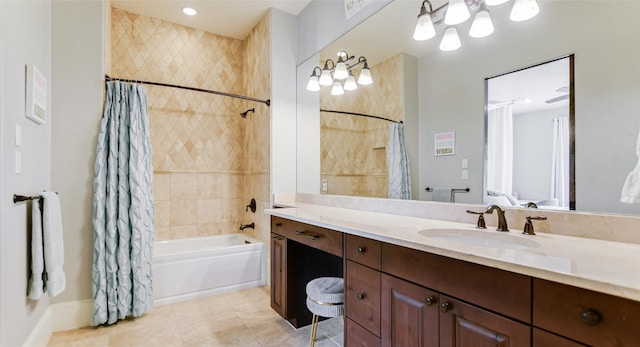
{"left": 240, "top": 108, "right": 255, "bottom": 118}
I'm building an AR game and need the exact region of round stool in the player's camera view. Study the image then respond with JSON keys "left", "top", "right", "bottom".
{"left": 305, "top": 277, "right": 344, "bottom": 347}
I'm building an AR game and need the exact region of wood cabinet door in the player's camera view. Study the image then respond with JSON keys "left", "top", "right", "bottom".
{"left": 270, "top": 232, "right": 286, "bottom": 316}
{"left": 381, "top": 274, "right": 439, "bottom": 347}
{"left": 439, "top": 294, "right": 530, "bottom": 347}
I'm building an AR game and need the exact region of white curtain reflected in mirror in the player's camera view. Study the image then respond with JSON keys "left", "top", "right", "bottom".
{"left": 485, "top": 56, "right": 574, "bottom": 210}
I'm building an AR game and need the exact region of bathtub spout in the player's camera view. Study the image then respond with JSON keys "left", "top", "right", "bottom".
{"left": 240, "top": 222, "right": 255, "bottom": 230}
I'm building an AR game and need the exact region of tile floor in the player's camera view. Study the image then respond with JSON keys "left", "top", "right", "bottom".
{"left": 47, "top": 286, "right": 344, "bottom": 347}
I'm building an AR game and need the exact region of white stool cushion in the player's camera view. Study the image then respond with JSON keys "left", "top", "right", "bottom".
{"left": 306, "top": 277, "right": 344, "bottom": 318}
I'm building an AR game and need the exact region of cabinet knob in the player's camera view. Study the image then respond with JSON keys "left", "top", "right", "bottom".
{"left": 275, "top": 222, "right": 282, "bottom": 227}
{"left": 581, "top": 309, "right": 601, "bottom": 326}
{"left": 357, "top": 293, "right": 366, "bottom": 300}
{"left": 425, "top": 296, "right": 436, "bottom": 306}
{"left": 357, "top": 246, "right": 366, "bottom": 253}
{"left": 440, "top": 302, "right": 452, "bottom": 312}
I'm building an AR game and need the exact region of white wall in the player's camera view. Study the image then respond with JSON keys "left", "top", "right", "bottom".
{"left": 270, "top": 9, "right": 298, "bottom": 200}
{"left": 419, "top": 1, "right": 640, "bottom": 214}
{"left": 50, "top": 0, "right": 105, "bottom": 305}
{"left": 0, "top": 1, "right": 53, "bottom": 345}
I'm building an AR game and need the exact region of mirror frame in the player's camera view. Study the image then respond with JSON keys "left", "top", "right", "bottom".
{"left": 483, "top": 54, "right": 575, "bottom": 210}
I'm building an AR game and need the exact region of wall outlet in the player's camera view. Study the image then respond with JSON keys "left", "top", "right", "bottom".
{"left": 321, "top": 179, "right": 328, "bottom": 194}
{"left": 461, "top": 169, "right": 468, "bottom": 180}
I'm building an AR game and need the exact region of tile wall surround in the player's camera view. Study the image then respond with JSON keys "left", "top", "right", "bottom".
{"left": 320, "top": 53, "right": 405, "bottom": 198}
{"left": 283, "top": 193, "right": 640, "bottom": 245}
{"left": 111, "top": 8, "right": 271, "bottom": 242}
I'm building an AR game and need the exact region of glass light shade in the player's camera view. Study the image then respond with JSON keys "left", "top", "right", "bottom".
{"left": 358, "top": 67, "right": 373, "bottom": 85}
{"left": 306, "top": 75, "right": 320, "bottom": 91}
{"left": 413, "top": 13, "right": 436, "bottom": 41}
{"left": 319, "top": 69, "right": 333, "bottom": 86}
{"left": 469, "top": 8, "right": 494, "bottom": 38}
{"left": 331, "top": 81, "right": 344, "bottom": 95}
{"left": 439, "top": 27, "right": 462, "bottom": 51}
{"left": 485, "top": 0, "right": 509, "bottom": 5}
{"left": 343, "top": 73, "right": 358, "bottom": 91}
{"left": 510, "top": 0, "right": 539, "bottom": 22}
{"left": 334, "top": 62, "right": 349, "bottom": 80}
{"left": 182, "top": 7, "right": 197, "bottom": 15}
{"left": 444, "top": 0, "right": 470, "bottom": 25}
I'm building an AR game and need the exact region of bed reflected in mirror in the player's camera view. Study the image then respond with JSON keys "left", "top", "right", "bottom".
{"left": 485, "top": 55, "right": 574, "bottom": 211}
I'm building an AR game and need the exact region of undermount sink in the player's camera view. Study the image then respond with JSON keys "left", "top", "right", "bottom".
{"left": 418, "top": 228, "right": 540, "bottom": 250}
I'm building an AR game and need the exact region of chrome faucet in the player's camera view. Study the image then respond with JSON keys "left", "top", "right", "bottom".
{"left": 485, "top": 205, "right": 509, "bottom": 232}
{"left": 239, "top": 222, "right": 255, "bottom": 231}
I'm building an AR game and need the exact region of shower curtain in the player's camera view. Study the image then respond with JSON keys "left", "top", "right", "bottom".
{"left": 388, "top": 122, "right": 412, "bottom": 199}
{"left": 92, "top": 81, "right": 155, "bottom": 326}
{"left": 550, "top": 117, "right": 569, "bottom": 207}
{"left": 486, "top": 105, "right": 514, "bottom": 195}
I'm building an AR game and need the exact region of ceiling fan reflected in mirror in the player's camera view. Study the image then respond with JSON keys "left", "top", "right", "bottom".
{"left": 545, "top": 86, "right": 569, "bottom": 104}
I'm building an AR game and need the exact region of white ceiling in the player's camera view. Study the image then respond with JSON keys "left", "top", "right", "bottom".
{"left": 110, "top": 0, "right": 312, "bottom": 40}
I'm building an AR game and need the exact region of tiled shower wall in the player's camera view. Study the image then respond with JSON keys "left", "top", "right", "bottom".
{"left": 320, "top": 53, "right": 405, "bottom": 197}
{"left": 110, "top": 8, "right": 270, "bottom": 241}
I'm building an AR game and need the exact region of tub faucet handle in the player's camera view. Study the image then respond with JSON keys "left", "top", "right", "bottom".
{"left": 245, "top": 198, "right": 257, "bottom": 213}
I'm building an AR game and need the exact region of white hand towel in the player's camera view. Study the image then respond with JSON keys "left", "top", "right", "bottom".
{"left": 28, "top": 198, "right": 45, "bottom": 300}
{"left": 41, "top": 191, "right": 66, "bottom": 297}
{"left": 431, "top": 188, "right": 451, "bottom": 202}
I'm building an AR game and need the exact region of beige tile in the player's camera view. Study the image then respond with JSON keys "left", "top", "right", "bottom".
{"left": 155, "top": 226, "right": 171, "bottom": 241}
{"left": 222, "top": 174, "right": 243, "bottom": 199}
{"left": 47, "top": 327, "right": 109, "bottom": 347}
{"left": 222, "top": 198, "right": 243, "bottom": 223}
{"left": 170, "top": 225, "right": 198, "bottom": 239}
{"left": 170, "top": 199, "right": 197, "bottom": 226}
{"left": 154, "top": 200, "right": 170, "bottom": 227}
{"left": 153, "top": 173, "right": 170, "bottom": 201}
{"left": 197, "top": 199, "right": 222, "bottom": 224}
{"left": 197, "top": 173, "right": 223, "bottom": 199}
{"left": 171, "top": 173, "right": 197, "bottom": 199}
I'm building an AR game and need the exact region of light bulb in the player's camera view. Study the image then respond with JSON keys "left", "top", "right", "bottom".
{"left": 358, "top": 64, "right": 372, "bottom": 85}
{"left": 334, "top": 61, "right": 348, "bottom": 80}
{"left": 444, "top": 0, "right": 470, "bottom": 25}
{"left": 344, "top": 72, "right": 358, "bottom": 91}
{"left": 510, "top": 0, "right": 539, "bottom": 22}
{"left": 485, "top": 0, "right": 509, "bottom": 5}
{"left": 182, "top": 7, "right": 197, "bottom": 16}
{"left": 413, "top": 13, "right": 436, "bottom": 41}
{"left": 439, "top": 27, "right": 461, "bottom": 51}
{"left": 331, "top": 81, "right": 344, "bottom": 95}
{"left": 306, "top": 75, "right": 320, "bottom": 91}
{"left": 469, "top": 6, "right": 494, "bottom": 38}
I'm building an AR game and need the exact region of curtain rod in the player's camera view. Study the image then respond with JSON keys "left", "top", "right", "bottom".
{"left": 105, "top": 75, "right": 270, "bottom": 107}
{"left": 320, "top": 109, "right": 402, "bottom": 124}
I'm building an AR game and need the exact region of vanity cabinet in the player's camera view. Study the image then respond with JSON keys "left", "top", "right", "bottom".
{"left": 270, "top": 232, "right": 286, "bottom": 317}
{"left": 533, "top": 278, "right": 640, "bottom": 346}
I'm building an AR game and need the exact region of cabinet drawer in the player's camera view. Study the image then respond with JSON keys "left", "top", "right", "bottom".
{"left": 533, "top": 279, "right": 640, "bottom": 346}
{"left": 271, "top": 216, "right": 343, "bottom": 257}
{"left": 533, "top": 328, "right": 586, "bottom": 347}
{"left": 346, "top": 234, "right": 381, "bottom": 270}
{"left": 346, "top": 260, "right": 381, "bottom": 337}
{"left": 346, "top": 318, "right": 381, "bottom": 347}
{"left": 381, "top": 243, "right": 531, "bottom": 323}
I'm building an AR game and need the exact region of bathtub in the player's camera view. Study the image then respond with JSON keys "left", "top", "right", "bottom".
{"left": 153, "top": 234, "right": 265, "bottom": 305}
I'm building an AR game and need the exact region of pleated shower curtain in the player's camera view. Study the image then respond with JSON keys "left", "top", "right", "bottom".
{"left": 550, "top": 117, "right": 569, "bottom": 207}
{"left": 92, "top": 81, "right": 155, "bottom": 326}
{"left": 388, "top": 123, "right": 412, "bottom": 199}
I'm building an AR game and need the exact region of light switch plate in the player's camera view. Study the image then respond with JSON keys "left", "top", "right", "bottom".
{"left": 15, "top": 124, "right": 22, "bottom": 146}
{"left": 461, "top": 158, "right": 468, "bottom": 169}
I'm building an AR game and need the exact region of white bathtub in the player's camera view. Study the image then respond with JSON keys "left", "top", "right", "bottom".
{"left": 153, "top": 234, "right": 265, "bottom": 305}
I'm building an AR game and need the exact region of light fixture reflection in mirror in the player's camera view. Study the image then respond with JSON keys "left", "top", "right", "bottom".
{"left": 306, "top": 52, "right": 372, "bottom": 93}
{"left": 485, "top": 56, "right": 574, "bottom": 211}
{"left": 413, "top": 0, "right": 539, "bottom": 51}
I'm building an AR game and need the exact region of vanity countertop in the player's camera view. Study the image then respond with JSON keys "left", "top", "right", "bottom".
{"left": 266, "top": 203, "right": 640, "bottom": 302}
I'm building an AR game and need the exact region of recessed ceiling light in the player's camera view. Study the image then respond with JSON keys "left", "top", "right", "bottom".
{"left": 182, "top": 7, "right": 197, "bottom": 16}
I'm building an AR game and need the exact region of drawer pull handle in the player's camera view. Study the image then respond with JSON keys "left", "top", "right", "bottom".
{"left": 440, "top": 302, "right": 452, "bottom": 312}
{"left": 295, "top": 230, "right": 319, "bottom": 240}
{"left": 357, "top": 293, "right": 366, "bottom": 300}
{"left": 275, "top": 223, "right": 282, "bottom": 227}
{"left": 581, "top": 309, "right": 601, "bottom": 326}
{"left": 425, "top": 296, "right": 436, "bottom": 306}
{"left": 272, "top": 236, "right": 284, "bottom": 241}
{"left": 357, "top": 246, "right": 366, "bottom": 253}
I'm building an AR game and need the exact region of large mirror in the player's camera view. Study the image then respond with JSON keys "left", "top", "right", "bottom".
{"left": 297, "top": 1, "right": 640, "bottom": 216}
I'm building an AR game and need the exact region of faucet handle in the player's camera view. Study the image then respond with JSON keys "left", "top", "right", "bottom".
{"left": 466, "top": 210, "right": 487, "bottom": 229}
{"left": 523, "top": 216, "right": 547, "bottom": 235}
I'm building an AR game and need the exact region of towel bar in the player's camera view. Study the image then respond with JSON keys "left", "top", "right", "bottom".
{"left": 13, "top": 192, "right": 58, "bottom": 204}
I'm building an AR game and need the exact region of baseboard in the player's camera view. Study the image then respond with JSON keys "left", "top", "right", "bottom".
{"left": 23, "top": 308, "right": 52, "bottom": 347}
{"left": 51, "top": 299, "right": 93, "bottom": 332}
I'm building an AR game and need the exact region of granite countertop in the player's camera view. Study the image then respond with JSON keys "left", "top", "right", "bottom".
{"left": 266, "top": 203, "right": 640, "bottom": 302}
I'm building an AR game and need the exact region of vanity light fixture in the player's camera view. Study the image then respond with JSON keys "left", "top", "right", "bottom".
{"left": 413, "top": 0, "right": 539, "bottom": 51}
{"left": 306, "top": 51, "right": 373, "bottom": 93}
{"left": 182, "top": 7, "right": 197, "bottom": 16}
